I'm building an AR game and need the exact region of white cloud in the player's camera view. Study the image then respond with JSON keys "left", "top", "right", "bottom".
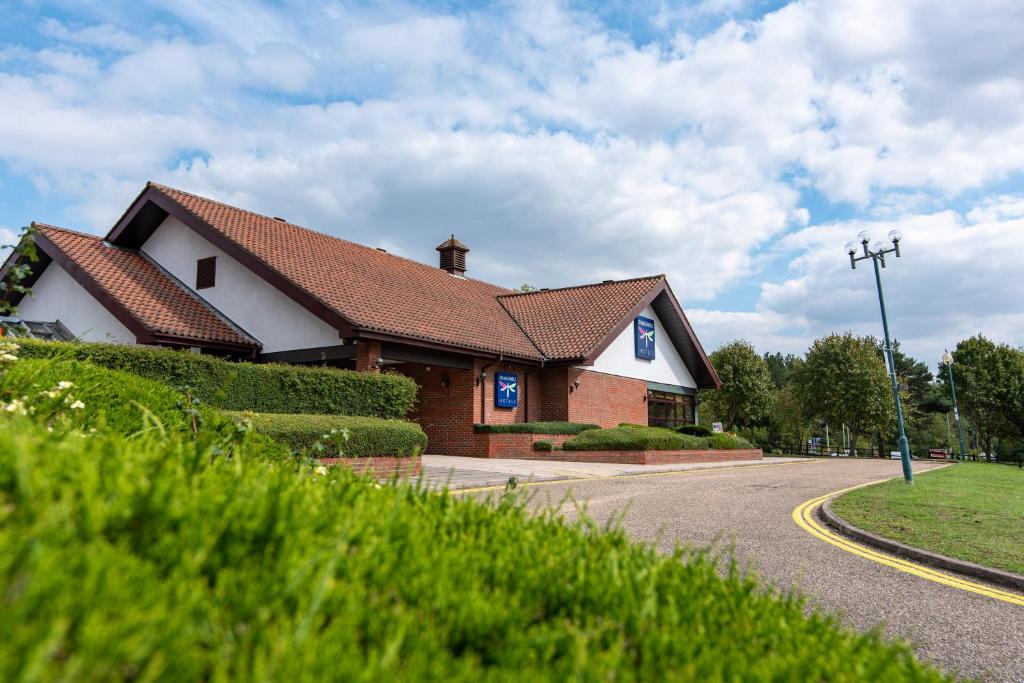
{"left": 1, "top": 0, "right": 1023, "bottom": 360}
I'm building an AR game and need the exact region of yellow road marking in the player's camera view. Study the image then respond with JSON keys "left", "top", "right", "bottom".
{"left": 448, "top": 458, "right": 812, "bottom": 495}
{"left": 792, "top": 470, "right": 1024, "bottom": 607}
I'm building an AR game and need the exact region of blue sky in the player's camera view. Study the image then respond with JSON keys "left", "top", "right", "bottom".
{"left": 2, "top": 0, "right": 1023, "bottom": 364}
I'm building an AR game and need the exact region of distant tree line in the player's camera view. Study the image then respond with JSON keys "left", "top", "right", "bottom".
{"left": 700, "top": 334, "right": 1024, "bottom": 462}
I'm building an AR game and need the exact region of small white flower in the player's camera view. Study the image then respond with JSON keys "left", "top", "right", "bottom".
{"left": 70, "top": 400, "right": 85, "bottom": 410}
{"left": 0, "top": 353, "right": 17, "bottom": 362}
{"left": 315, "top": 466, "right": 329, "bottom": 476}
{"left": 57, "top": 381, "right": 74, "bottom": 390}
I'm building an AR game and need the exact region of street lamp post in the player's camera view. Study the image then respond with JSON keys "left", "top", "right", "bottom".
{"left": 942, "top": 351, "right": 968, "bottom": 461}
{"left": 845, "top": 229, "right": 914, "bottom": 484}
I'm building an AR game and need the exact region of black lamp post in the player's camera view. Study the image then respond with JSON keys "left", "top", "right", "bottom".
{"left": 846, "top": 229, "right": 913, "bottom": 484}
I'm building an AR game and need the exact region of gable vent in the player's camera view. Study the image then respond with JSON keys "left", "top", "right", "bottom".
{"left": 196, "top": 256, "right": 217, "bottom": 289}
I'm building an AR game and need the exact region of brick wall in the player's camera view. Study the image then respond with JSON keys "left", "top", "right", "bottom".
{"left": 519, "top": 449, "right": 763, "bottom": 464}
{"left": 565, "top": 369, "right": 648, "bottom": 428}
{"left": 354, "top": 340, "right": 382, "bottom": 372}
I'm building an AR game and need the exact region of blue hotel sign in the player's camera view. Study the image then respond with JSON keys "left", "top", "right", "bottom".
{"left": 495, "top": 372, "right": 519, "bottom": 408}
{"left": 634, "top": 316, "right": 656, "bottom": 360}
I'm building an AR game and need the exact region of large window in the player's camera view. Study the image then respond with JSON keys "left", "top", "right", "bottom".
{"left": 647, "top": 390, "right": 694, "bottom": 428}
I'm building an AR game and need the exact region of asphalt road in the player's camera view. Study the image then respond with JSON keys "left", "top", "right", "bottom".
{"left": 512, "top": 459, "right": 1024, "bottom": 682}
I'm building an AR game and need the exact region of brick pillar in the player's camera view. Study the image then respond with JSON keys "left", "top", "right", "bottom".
{"left": 355, "top": 340, "right": 382, "bottom": 372}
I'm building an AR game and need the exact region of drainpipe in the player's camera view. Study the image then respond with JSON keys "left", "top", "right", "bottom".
{"left": 478, "top": 355, "right": 503, "bottom": 424}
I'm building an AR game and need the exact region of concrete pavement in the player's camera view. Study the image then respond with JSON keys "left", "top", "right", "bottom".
{"left": 420, "top": 453, "right": 805, "bottom": 490}
{"left": 480, "top": 459, "right": 1022, "bottom": 682}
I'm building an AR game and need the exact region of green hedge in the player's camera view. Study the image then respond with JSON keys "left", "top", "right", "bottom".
{"left": 228, "top": 411, "right": 427, "bottom": 457}
{"left": 676, "top": 424, "right": 713, "bottom": 437}
{"left": 0, "top": 416, "right": 947, "bottom": 681}
{"left": 16, "top": 339, "right": 417, "bottom": 419}
{"left": 563, "top": 426, "right": 754, "bottom": 452}
{"left": 533, "top": 439, "right": 554, "bottom": 452}
{"left": 473, "top": 421, "right": 599, "bottom": 434}
{"left": 0, "top": 356, "right": 288, "bottom": 460}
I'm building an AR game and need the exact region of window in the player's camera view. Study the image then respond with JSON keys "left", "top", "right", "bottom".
{"left": 196, "top": 256, "right": 216, "bottom": 289}
{"left": 647, "top": 390, "right": 694, "bottom": 428}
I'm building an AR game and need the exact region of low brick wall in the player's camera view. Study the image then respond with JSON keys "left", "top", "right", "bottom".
{"left": 483, "top": 433, "right": 577, "bottom": 458}
{"left": 318, "top": 455, "right": 422, "bottom": 478}
{"left": 512, "top": 449, "right": 763, "bottom": 464}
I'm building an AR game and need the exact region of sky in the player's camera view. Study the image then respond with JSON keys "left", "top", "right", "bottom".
{"left": 1, "top": 0, "right": 1022, "bottom": 367}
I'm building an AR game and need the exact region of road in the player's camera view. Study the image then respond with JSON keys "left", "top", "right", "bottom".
{"left": 497, "top": 459, "right": 1023, "bottom": 682}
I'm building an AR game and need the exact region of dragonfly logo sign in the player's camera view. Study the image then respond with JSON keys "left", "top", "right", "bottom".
{"left": 634, "top": 316, "right": 656, "bottom": 360}
{"left": 495, "top": 372, "right": 519, "bottom": 408}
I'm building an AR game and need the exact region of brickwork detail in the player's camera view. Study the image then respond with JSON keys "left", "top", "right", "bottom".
{"left": 354, "top": 340, "right": 383, "bottom": 372}
{"left": 565, "top": 369, "right": 648, "bottom": 428}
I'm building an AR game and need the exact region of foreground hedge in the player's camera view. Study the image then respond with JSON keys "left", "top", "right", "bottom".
{"left": 228, "top": 411, "right": 427, "bottom": 457}
{"left": 0, "top": 418, "right": 945, "bottom": 681}
{"left": 564, "top": 425, "right": 754, "bottom": 451}
{"left": 473, "top": 421, "right": 599, "bottom": 435}
{"left": 16, "top": 338, "right": 417, "bottom": 418}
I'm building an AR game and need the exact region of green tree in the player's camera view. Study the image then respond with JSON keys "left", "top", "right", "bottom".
{"left": 773, "top": 383, "right": 808, "bottom": 445}
{"left": 794, "top": 333, "right": 893, "bottom": 456}
{"left": 992, "top": 343, "right": 1024, "bottom": 445}
{"left": 701, "top": 340, "right": 774, "bottom": 431}
{"left": 763, "top": 351, "right": 802, "bottom": 389}
{"left": 938, "top": 335, "right": 1008, "bottom": 458}
{"left": 0, "top": 226, "right": 37, "bottom": 329}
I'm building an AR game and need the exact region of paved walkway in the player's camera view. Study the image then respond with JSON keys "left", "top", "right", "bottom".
{"left": 420, "top": 454, "right": 805, "bottom": 490}
{"left": 507, "top": 459, "right": 1023, "bottom": 682}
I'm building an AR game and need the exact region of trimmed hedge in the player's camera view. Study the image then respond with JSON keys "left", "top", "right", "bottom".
{"left": 473, "top": 421, "right": 599, "bottom": 435}
{"left": 533, "top": 439, "right": 554, "bottom": 452}
{"left": 563, "top": 426, "right": 754, "bottom": 452}
{"left": 0, "top": 416, "right": 948, "bottom": 681}
{"left": 0, "top": 356, "right": 288, "bottom": 460}
{"left": 676, "top": 424, "right": 713, "bottom": 437}
{"left": 228, "top": 411, "right": 427, "bottom": 457}
{"left": 16, "top": 339, "right": 417, "bottom": 418}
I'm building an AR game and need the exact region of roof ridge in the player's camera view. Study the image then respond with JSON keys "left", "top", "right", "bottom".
{"left": 147, "top": 182, "right": 515, "bottom": 294}
{"left": 497, "top": 274, "right": 665, "bottom": 299}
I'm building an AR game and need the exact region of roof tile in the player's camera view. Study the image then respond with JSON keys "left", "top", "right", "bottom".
{"left": 36, "top": 224, "right": 257, "bottom": 348}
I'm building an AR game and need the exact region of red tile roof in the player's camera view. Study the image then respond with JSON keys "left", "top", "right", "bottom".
{"left": 148, "top": 183, "right": 544, "bottom": 359}
{"left": 34, "top": 224, "right": 258, "bottom": 349}
{"left": 498, "top": 277, "right": 665, "bottom": 360}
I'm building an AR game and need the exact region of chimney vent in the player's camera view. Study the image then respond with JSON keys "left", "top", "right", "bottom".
{"left": 436, "top": 234, "right": 470, "bottom": 276}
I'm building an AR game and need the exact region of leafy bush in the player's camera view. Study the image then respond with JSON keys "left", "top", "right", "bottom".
{"left": 533, "top": 439, "right": 554, "bottom": 452}
{"left": 676, "top": 424, "right": 713, "bottom": 437}
{"left": 17, "top": 338, "right": 417, "bottom": 418}
{"left": 0, "top": 356, "right": 288, "bottom": 459}
{"left": 473, "top": 421, "right": 599, "bottom": 434}
{"left": 0, "top": 416, "right": 947, "bottom": 681}
{"left": 227, "top": 411, "right": 427, "bottom": 457}
{"left": 564, "top": 426, "right": 754, "bottom": 451}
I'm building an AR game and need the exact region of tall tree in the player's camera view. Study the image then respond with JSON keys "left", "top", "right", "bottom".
{"left": 701, "top": 340, "right": 774, "bottom": 431}
{"left": 938, "top": 335, "right": 1007, "bottom": 458}
{"left": 794, "top": 333, "right": 893, "bottom": 456}
{"left": 773, "top": 384, "right": 808, "bottom": 444}
{"left": 763, "top": 352, "right": 802, "bottom": 389}
{"left": 993, "top": 343, "right": 1024, "bottom": 443}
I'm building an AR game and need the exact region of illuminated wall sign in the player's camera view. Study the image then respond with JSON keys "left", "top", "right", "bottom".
{"left": 634, "top": 316, "right": 656, "bottom": 360}
{"left": 495, "top": 372, "right": 519, "bottom": 408}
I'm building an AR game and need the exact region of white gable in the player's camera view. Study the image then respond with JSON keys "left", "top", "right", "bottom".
{"left": 16, "top": 263, "right": 135, "bottom": 344}
{"left": 141, "top": 216, "right": 341, "bottom": 353}
{"left": 585, "top": 304, "right": 697, "bottom": 388}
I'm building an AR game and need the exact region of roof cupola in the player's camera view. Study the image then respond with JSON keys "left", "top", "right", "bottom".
{"left": 436, "top": 235, "right": 469, "bottom": 276}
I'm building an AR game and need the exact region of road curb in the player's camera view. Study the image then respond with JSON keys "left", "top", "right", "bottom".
{"left": 818, "top": 499, "right": 1024, "bottom": 593}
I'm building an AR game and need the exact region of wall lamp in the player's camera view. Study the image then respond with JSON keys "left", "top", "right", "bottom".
{"left": 440, "top": 373, "right": 450, "bottom": 388}
{"left": 373, "top": 357, "right": 385, "bottom": 369}
{"left": 569, "top": 379, "right": 581, "bottom": 393}
{"left": 476, "top": 371, "right": 487, "bottom": 386}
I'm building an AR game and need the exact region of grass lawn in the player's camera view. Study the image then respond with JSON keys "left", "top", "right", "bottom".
{"left": 832, "top": 463, "right": 1024, "bottom": 575}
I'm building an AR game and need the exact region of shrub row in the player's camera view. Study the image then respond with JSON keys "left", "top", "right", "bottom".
{"left": 0, "top": 415, "right": 946, "bottom": 681}
{"left": 533, "top": 439, "right": 555, "bottom": 452}
{"left": 563, "top": 425, "right": 754, "bottom": 452}
{"left": 473, "top": 421, "right": 599, "bottom": 434}
{"left": 227, "top": 411, "right": 427, "bottom": 457}
{"left": 16, "top": 339, "right": 417, "bottom": 418}
{"left": 676, "top": 423, "right": 714, "bottom": 437}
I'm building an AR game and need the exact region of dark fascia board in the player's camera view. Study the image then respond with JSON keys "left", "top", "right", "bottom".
{"left": 106, "top": 185, "right": 357, "bottom": 337}
{"left": 0, "top": 236, "right": 53, "bottom": 308}
{"left": 380, "top": 341, "right": 474, "bottom": 369}
{"left": 259, "top": 344, "right": 357, "bottom": 364}
{"left": 579, "top": 279, "right": 721, "bottom": 390}
{"left": 356, "top": 329, "right": 543, "bottom": 365}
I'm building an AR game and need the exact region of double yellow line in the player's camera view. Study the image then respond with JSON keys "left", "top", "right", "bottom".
{"left": 792, "top": 477, "right": 1024, "bottom": 606}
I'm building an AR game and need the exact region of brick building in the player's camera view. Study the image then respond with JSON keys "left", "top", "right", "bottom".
{"left": 1, "top": 182, "right": 721, "bottom": 456}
